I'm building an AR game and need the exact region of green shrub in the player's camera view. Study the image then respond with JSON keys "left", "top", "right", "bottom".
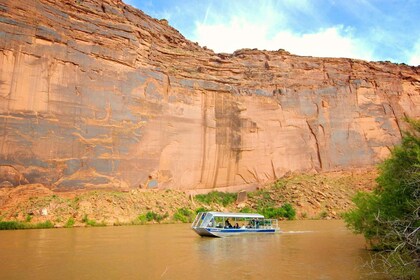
{"left": 33, "top": 220, "right": 54, "bottom": 229}
{"left": 149, "top": 211, "right": 165, "bottom": 222}
{"left": 137, "top": 211, "right": 167, "bottom": 224}
{"left": 0, "top": 220, "right": 55, "bottom": 230}
{"left": 64, "top": 217, "right": 75, "bottom": 228}
{"left": 281, "top": 203, "right": 296, "bottom": 220}
{"left": 136, "top": 214, "right": 148, "bottom": 224}
{"left": 344, "top": 120, "right": 420, "bottom": 247}
{"left": 258, "top": 203, "right": 296, "bottom": 220}
{"left": 145, "top": 211, "right": 155, "bottom": 221}
{"left": 239, "top": 207, "right": 254, "bottom": 213}
{"left": 173, "top": 207, "right": 194, "bottom": 223}
{"left": 85, "top": 219, "right": 96, "bottom": 226}
{"left": 253, "top": 190, "right": 275, "bottom": 209}
{"left": 344, "top": 119, "right": 420, "bottom": 279}
{"left": 318, "top": 210, "right": 328, "bottom": 219}
{"left": 0, "top": 221, "right": 26, "bottom": 230}
{"left": 81, "top": 214, "right": 88, "bottom": 223}
{"left": 81, "top": 215, "right": 104, "bottom": 227}
{"left": 154, "top": 212, "right": 168, "bottom": 223}
{"left": 273, "top": 179, "right": 287, "bottom": 189}
{"left": 195, "top": 207, "right": 207, "bottom": 214}
{"left": 194, "top": 191, "right": 236, "bottom": 206}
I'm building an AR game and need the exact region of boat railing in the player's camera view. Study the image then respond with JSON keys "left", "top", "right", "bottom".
{"left": 258, "top": 218, "right": 279, "bottom": 229}
{"left": 268, "top": 219, "right": 279, "bottom": 229}
{"left": 204, "top": 218, "right": 278, "bottom": 230}
{"left": 192, "top": 212, "right": 279, "bottom": 230}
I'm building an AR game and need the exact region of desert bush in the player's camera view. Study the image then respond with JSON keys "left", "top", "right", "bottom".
{"left": 173, "top": 208, "right": 194, "bottom": 223}
{"left": 259, "top": 203, "right": 296, "bottom": 220}
{"left": 194, "top": 191, "right": 236, "bottom": 206}
{"left": 239, "top": 207, "right": 254, "bottom": 213}
{"left": 344, "top": 119, "right": 420, "bottom": 279}
{"left": 195, "top": 207, "right": 208, "bottom": 214}
{"left": 137, "top": 211, "right": 167, "bottom": 224}
{"left": 0, "top": 221, "right": 26, "bottom": 230}
{"left": 0, "top": 220, "right": 55, "bottom": 230}
{"left": 64, "top": 217, "right": 75, "bottom": 228}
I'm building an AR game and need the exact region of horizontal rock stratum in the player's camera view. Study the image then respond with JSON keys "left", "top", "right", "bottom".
{"left": 0, "top": 0, "right": 419, "bottom": 191}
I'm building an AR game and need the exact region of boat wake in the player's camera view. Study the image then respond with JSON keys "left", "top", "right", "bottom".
{"left": 281, "top": 230, "right": 314, "bottom": 234}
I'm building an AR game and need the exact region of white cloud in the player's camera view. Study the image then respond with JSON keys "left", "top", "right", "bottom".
{"left": 128, "top": 0, "right": 419, "bottom": 64}
{"left": 195, "top": 18, "right": 269, "bottom": 53}
{"left": 194, "top": 20, "right": 373, "bottom": 61}
{"left": 408, "top": 41, "right": 420, "bottom": 66}
{"left": 192, "top": 0, "right": 373, "bottom": 61}
{"left": 271, "top": 27, "right": 373, "bottom": 60}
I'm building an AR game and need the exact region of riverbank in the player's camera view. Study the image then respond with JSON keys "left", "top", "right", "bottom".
{"left": 0, "top": 169, "right": 377, "bottom": 229}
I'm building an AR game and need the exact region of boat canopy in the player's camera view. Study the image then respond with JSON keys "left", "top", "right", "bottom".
{"left": 204, "top": 212, "right": 264, "bottom": 219}
{"left": 192, "top": 211, "right": 279, "bottom": 237}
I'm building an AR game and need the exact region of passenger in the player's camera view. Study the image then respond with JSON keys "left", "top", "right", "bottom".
{"left": 247, "top": 220, "right": 252, "bottom": 228}
{"left": 249, "top": 219, "right": 256, "bottom": 228}
{"left": 234, "top": 223, "right": 239, "bottom": 229}
{"left": 225, "top": 219, "right": 233, "bottom": 228}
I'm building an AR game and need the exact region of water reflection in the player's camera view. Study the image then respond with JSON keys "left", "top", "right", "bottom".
{"left": 0, "top": 220, "right": 373, "bottom": 279}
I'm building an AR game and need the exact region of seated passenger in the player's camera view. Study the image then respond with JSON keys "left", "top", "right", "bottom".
{"left": 234, "top": 223, "right": 239, "bottom": 229}
{"left": 225, "top": 219, "right": 233, "bottom": 228}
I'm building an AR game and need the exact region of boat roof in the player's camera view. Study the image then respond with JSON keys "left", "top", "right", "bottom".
{"left": 203, "top": 212, "right": 264, "bottom": 219}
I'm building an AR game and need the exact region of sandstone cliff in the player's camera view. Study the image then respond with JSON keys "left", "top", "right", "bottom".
{"left": 0, "top": 0, "right": 419, "bottom": 191}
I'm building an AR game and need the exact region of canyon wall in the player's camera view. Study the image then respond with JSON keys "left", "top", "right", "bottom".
{"left": 0, "top": 0, "right": 419, "bottom": 191}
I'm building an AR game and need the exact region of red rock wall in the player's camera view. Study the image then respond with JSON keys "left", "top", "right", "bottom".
{"left": 0, "top": 0, "right": 419, "bottom": 191}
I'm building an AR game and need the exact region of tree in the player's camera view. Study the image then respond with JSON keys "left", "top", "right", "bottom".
{"left": 344, "top": 119, "right": 419, "bottom": 279}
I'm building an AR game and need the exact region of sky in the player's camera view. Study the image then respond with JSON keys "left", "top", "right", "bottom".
{"left": 124, "top": 0, "right": 420, "bottom": 66}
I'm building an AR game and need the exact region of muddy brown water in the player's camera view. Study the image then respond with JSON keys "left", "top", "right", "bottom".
{"left": 0, "top": 220, "right": 378, "bottom": 279}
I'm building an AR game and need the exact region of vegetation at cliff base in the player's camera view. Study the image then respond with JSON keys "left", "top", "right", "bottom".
{"left": 136, "top": 211, "right": 168, "bottom": 224}
{"left": 173, "top": 207, "right": 194, "bottom": 223}
{"left": 344, "top": 119, "right": 420, "bottom": 279}
{"left": 0, "top": 168, "right": 377, "bottom": 229}
{"left": 193, "top": 190, "right": 296, "bottom": 220}
{"left": 259, "top": 203, "right": 296, "bottom": 220}
{"left": 0, "top": 221, "right": 26, "bottom": 230}
{"left": 64, "top": 217, "right": 75, "bottom": 228}
{"left": 194, "top": 191, "right": 237, "bottom": 206}
{"left": 0, "top": 220, "right": 54, "bottom": 230}
{"left": 82, "top": 214, "right": 106, "bottom": 227}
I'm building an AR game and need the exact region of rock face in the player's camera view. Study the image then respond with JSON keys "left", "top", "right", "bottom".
{"left": 0, "top": 0, "right": 419, "bottom": 191}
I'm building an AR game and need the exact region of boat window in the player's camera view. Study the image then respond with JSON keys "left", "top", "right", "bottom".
{"left": 192, "top": 212, "right": 205, "bottom": 227}
{"left": 201, "top": 214, "right": 213, "bottom": 227}
{"left": 213, "top": 217, "right": 225, "bottom": 228}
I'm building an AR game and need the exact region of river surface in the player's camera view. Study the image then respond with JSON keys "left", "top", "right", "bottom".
{"left": 0, "top": 220, "right": 378, "bottom": 279}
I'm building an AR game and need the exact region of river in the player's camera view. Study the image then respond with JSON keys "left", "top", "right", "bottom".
{"left": 0, "top": 220, "right": 378, "bottom": 279}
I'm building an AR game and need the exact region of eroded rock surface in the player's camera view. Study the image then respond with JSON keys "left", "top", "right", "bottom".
{"left": 0, "top": 0, "right": 419, "bottom": 191}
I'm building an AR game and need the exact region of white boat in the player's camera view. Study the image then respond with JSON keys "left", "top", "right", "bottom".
{"left": 191, "top": 211, "right": 280, "bottom": 237}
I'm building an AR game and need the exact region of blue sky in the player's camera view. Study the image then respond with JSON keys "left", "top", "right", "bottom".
{"left": 124, "top": 0, "right": 420, "bottom": 65}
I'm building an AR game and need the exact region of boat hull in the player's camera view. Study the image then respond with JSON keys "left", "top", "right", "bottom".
{"left": 193, "top": 227, "right": 278, "bottom": 237}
